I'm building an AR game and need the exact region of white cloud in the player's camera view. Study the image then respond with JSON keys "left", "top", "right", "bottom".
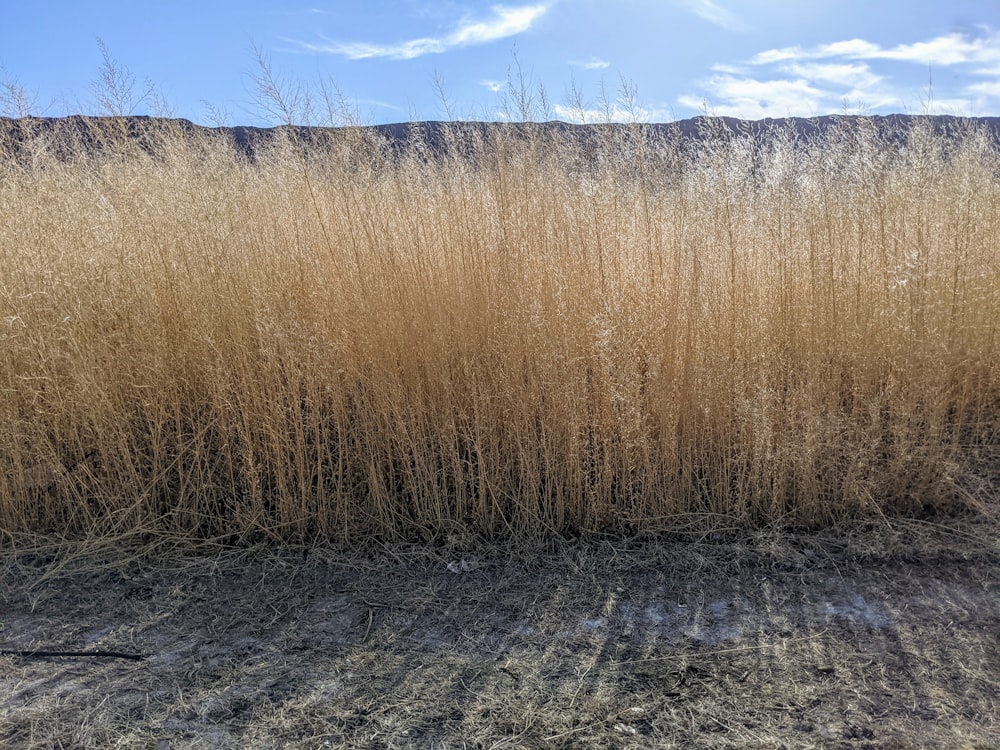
{"left": 916, "top": 97, "right": 978, "bottom": 115}
{"left": 676, "top": 0, "right": 746, "bottom": 32}
{"left": 778, "top": 62, "right": 883, "bottom": 90}
{"left": 553, "top": 102, "right": 673, "bottom": 124}
{"left": 292, "top": 4, "right": 549, "bottom": 60}
{"left": 710, "top": 63, "right": 748, "bottom": 75}
{"left": 877, "top": 33, "right": 1000, "bottom": 66}
{"left": 779, "top": 63, "right": 899, "bottom": 111}
{"left": 685, "top": 28, "right": 1000, "bottom": 119}
{"left": 752, "top": 39, "right": 879, "bottom": 65}
{"left": 678, "top": 75, "right": 826, "bottom": 119}
{"left": 752, "top": 31, "right": 1000, "bottom": 68}
{"left": 968, "top": 80, "right": 1000, "bottom": 98}
{"left": 570, "top": 57, "right": 610, "bottom": 70}
{"left": 481, "top": 79, "right": 506, "bottom": 92}
{"left": 839, "top": 89, "right": 900, "bottom": 111}
{"left": 679, "top": 69, "right": 904, "bottom": 119}
{"left": 449, "top": 4, "right": 547, "bottom": 46}
{"left": 356, "top": 98, "right": 404, "bottom": 112}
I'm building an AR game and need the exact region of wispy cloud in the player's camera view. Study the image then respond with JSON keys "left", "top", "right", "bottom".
{"left": 356, "top": 98, "right": 405, "bottom": 112}
{"left": 752, "top": 40, "right": 879, "bottom": 66}
{"left": 968, "top": 80, "right": 1000, "bottom": 98}
{"left": 778, "top": 62, "right": 884, "bottom": 90}
{"left": 570, "top": 57, "right": 610, "bottom": 70}
{"left": 481, "top": 79, "right": 506, "bottom": 92}
{"left": 675, "top": 0, "right": 746, "bottom": 32}
{"left": 554, "top": 102, "right": 674, "bottom": 124}
{"left": 290, "top": 4, "right": 549, "bottom": 60}
{"left": 752, "top": 30, "right": 1000, "bottom": 67}
{"left": 710, "top": 63, "right": 747, "bottom": 75}
{"left": 681, "top": 28, "right": 1000, "bottom": 118}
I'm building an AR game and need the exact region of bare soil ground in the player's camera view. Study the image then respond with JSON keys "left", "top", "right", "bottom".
{"left": 2, "top": 515, "right": 999, "bottom": 749}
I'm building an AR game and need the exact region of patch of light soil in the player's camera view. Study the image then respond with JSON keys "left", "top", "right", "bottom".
{"left": 549, "top": 579, "right": 896, "bottom": 646}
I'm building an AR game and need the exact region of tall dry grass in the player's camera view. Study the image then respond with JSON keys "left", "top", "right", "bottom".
{"left": 1, "top": 116, "right": 997, "bottom": 543}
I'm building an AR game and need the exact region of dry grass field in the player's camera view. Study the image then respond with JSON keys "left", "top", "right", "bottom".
{"left": 1, "top": 115, "right": 997, "bottom": 543}
{"left": 1, "top": 110, "right": 999, "bottom": 748}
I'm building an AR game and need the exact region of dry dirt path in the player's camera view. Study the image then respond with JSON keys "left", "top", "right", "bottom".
{"left": 2, "top": 521, "right": 998, "bottom": 748}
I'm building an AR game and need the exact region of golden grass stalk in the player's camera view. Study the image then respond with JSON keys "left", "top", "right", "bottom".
{"left": 1, "top": 117, "right": 997, "bottom": 542}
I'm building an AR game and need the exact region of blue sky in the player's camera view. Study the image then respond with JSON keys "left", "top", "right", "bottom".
{"left": 2, "top": 1, "right": 999, "bottom": 125}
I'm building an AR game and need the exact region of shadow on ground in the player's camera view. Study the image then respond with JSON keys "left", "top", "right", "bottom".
{"left": 2, "top": 518, "right": 998, "bottom": 749}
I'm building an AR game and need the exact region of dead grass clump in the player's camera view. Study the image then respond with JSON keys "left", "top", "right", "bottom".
{"left": 0, "top": 116, "right": 997, "bottom": 543}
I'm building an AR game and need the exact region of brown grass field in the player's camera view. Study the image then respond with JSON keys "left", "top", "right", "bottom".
{"left": 1, "top": 108, "right": 999, "bottom": 747}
